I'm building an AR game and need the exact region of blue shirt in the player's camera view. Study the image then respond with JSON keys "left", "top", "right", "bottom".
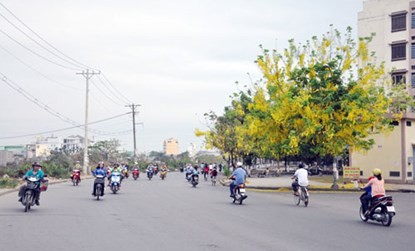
{"left": 93, "top": 168, "right": 107, "bottom": 177}
{"left": 232, "top": 167, "right": 246, "bottom": 185}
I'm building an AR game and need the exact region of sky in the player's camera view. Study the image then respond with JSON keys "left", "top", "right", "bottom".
{"left": 0, "top": 0, "right": 363, "bottom": 153}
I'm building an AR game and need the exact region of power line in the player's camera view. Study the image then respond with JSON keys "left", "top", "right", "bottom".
{"left": 0, "top": 27, "right": 80, "bottom": 71}
{"left": 0, "top": 72, "right": 129, "bottom": 136}
{"left": 90, "top": 79, "right": 126, "bottom": 106}
{"left": 0, "top": 112, "right": 132, "bottom": 140}
{"left": 101, "top": 73, "right": 133, "bottom": 104}
{"left": 0, "top": 2, "right": 97, "bottom": 71}
{"left": 0, "top": 43, "right": 82, "bottom": 90}
{"left": 0, "top": 11, "right": 84, "bottom": 70}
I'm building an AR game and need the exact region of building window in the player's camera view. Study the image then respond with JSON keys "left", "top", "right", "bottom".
{"left": 392, "top": 43, "right": 406, "bottom": 61}
{"left": 407, "top": 121, "right": 412, "bottom": 126}
{"left": 392, "top": 71, "right": 406, "bottom": 85}
{"left": 408, "top": 172, "right": 412, "bottom": 177}
{"left": 390, "top": 171, "right": 400, "bottom": 177}
{"left": 390, "top": 121, "right": 399, "bottom": 126}
{"left": 412, "top": 43, "right": 415, "bottom": 58}
{"left": 392, "top": 12, "right": 407, "bottom": 32}
{"left": 412, "top": 73, "right": 415, "bottom": 87}
{"left": 412, "top": 13, "right": 415, "bottom": 29}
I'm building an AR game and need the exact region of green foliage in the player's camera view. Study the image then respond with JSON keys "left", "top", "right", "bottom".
{"left": 223, "top": 166, "right": 231, "bottom": 177}
{"left": 0, "top": 164, "right": 28, "bottom": 178}
{"left": 42, "top": 162, "right": 70, "bottom": 178}
{"left": 197, "top": 26, "right": 402, "bottom": 163}
{"left": 0, "top": 178, "right": 18, "bottom": 188}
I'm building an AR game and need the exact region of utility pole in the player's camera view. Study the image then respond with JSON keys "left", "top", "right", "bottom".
{"left": 125, "top": 103, "right": 141, "bottom": 159}
{"left": 77, "top": 69, "right": 100, "bottom": 175}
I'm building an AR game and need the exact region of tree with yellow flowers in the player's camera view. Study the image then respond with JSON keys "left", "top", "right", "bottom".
{"left": 248, "top": 27, "right": 392, "bottom": 162}
{"left": 197, "top": 27, "right": 412, "bottom": 166}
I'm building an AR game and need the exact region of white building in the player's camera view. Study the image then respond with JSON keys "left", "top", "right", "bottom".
{"left": 352, "top": 0, "right": 415, "bottom": 183}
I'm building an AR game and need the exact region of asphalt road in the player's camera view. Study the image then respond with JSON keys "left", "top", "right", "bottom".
{"left": 1, "top": 172, "right": 414, "bottom": 251}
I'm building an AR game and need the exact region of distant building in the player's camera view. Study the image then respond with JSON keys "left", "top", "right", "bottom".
{"left": 0, "top": 145, "right": 26, "bottom": 166}
{"left": 351, "top": 0, "right": 415, "bottom": 183}
{"left": 163, "top": 138, "right": 179, "bottom": 155}
{"left": 26, "top": 143, "right": 50, "bottom": 159}
{"left": 0, "top": 150, "right": 13, "bottom": 166}
{"left": 63, "top": 135, "right": 84, "bottom": 153}
{"left": 187, "top": 143, "right": 198, "bottom": 158}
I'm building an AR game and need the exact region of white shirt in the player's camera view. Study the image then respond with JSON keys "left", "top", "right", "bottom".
{"left": 294, "top": 168, "right": 309, "bottom": 186}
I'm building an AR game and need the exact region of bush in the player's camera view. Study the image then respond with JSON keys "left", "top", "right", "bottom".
{"left": 223, "top": 166, "right": 231, "bottom": 177}
{"left": 42, "top": 162, "right": 70, "bottom": 178}
{"left": 0, "top": 178, "right": 18, "bottom": 188}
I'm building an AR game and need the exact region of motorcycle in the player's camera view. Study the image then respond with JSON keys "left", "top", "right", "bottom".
{"left": 147, "top": 170, "right": 153, "bottom": 180}
{"left": 232, "top": 183, "right": 248, "bottom": 205}
{"left": 359, "top": 194, "right": 396, "bottom": 227}
{"left": 190, "top": 175, "right": 199, "bottom": 187}
{"left": 71, "top": 170, "right": 81, "bottom": 186}
{"left": 132, "top": 169, "right": 140, "bottom": 180}
{"left": 122, "top": 169, "right": 129, "bottom": 179}
{"left": 110, "top": 172, "right": 121, "bottom": 194}
{"left": 19, "top": 176, "right": 45, "bottom": 212}
{"left": 160, "top": 170, "right": 167, "bottom": 180}
{"left": 94, "top": 174, "right": 105, "bottom": 200}
{"left": 211, "top": 176, "right": 217, "bottom": 186}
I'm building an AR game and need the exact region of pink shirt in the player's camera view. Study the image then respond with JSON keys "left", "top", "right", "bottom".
{"left": 364, "top": 177, "right": 385, "bottom": 197}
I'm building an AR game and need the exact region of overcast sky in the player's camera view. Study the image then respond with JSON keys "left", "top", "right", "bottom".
{"left": 0, "top": 0, "right": 363, "bottom": 153}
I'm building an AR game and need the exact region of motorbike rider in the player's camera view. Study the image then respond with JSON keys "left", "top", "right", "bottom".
{"left": 203, "top": 164, "right": 209, "bottom": 180}
{"left": 146, "top": 164, "right": 154, "bottom": 177}
{"left": 191, "top": 165, "right": 200, "bottom": 182}
{"left": 109, "top": 163, "right": 123, "bottom": 186}
{"left": 71, "top": 161, "right": 82, "bottom": 182}
{"left": 291, "top": 163, "right": 309, "bottom": 195}
{"left": 210, "top": 166, "right": 218, "bottom": 179}
{"left": 229, "top": 162, "right": 247, "bottom": 197}
{"left": 185, "top": 163, "right": 193, "bottom": 180}
{"left": 92, "top": 163, "right": 107, "bottom": 196}
{"left": 361, "top": 168, "right": 385, "bottom": 216}
{"left": 18, "top": 162, "right": 45, "bottom": 205}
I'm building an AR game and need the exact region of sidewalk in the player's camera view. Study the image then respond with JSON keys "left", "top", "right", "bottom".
{"left": 221, "top": 175, "right": 415, "bottom": 193}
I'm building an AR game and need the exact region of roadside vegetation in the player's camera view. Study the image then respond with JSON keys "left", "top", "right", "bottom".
{"left": 196, "top": 26, "right": 414, "bottom": 168}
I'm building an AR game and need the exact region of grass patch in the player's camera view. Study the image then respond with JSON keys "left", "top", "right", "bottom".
{"left": 0, "top": 178, "right": 18, "bottom": 188}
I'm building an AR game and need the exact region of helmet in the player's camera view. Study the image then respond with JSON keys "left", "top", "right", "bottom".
{"left": 236, "top": 162, "right": 243, "bottom": 167}
{"left": 32, "top": 162, "right": 42, "bottom": 167}
{"left": 373, "top": 168, "right": 381, "bottom": 175}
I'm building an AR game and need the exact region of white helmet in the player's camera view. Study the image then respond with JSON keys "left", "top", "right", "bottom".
{"left": 236, "top": 161, "right": 243, "bottom": 167}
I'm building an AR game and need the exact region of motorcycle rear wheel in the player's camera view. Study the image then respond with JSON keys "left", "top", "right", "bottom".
{"left": 381, "top": 212, "right": 392, "bottom": 227}
{"left": 96, "top": 185, "right": 102, "bottom": 200}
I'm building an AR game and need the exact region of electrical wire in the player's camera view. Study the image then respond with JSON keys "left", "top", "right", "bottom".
{"left": 0, "top": 72, "right": 131, "bottom": 136}
{"left": 0, "top": 2, "right": 98, "bottom": 71}
{"left": 0, "top": 43, "right": 82, "bottom": 90}
{"left": 0, "top": 112, "right": 132, "bottom": 139}
{"left": 101, "top": 73, "right": 133, "bottom": 104}
{"left": 0, "top": 27, "right": 80, "bottom": 71}
{"left": 90, "top": 79, "right": 126, "bottom": 106}
{"left": 0, "top": 11, "right": 85, "bottom": 70}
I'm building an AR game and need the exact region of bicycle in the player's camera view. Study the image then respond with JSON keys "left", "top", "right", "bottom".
{"left": 293, "top": 186, "right": 309, "bottom": 207}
